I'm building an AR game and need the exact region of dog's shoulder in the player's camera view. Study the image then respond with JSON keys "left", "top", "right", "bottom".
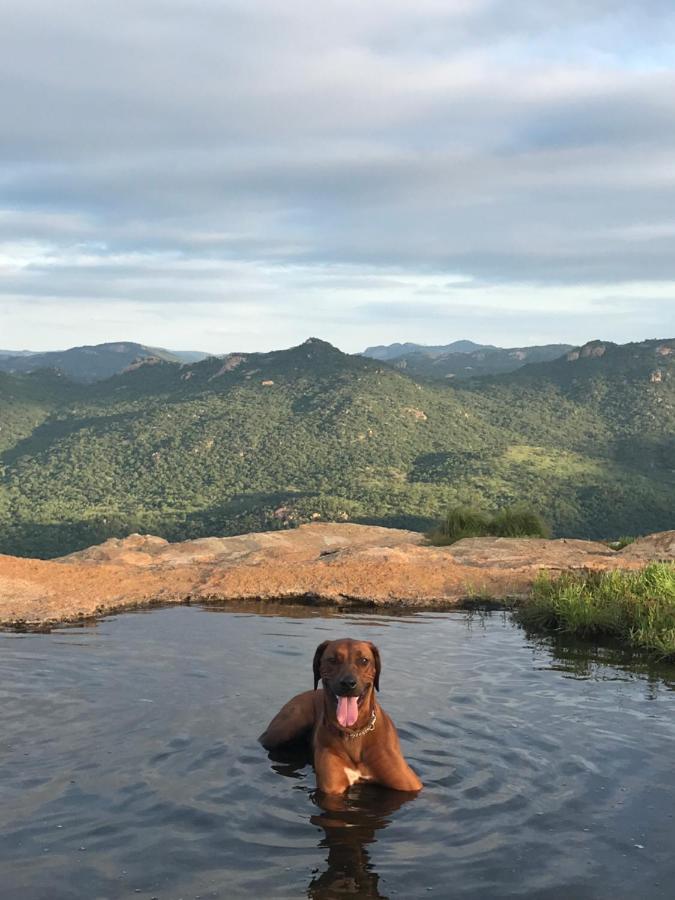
{"left": 259, "top": 689, "right": 321, "bottom": 748}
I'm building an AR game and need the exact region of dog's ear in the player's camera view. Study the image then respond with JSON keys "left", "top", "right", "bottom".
{"left": 313, "top": 641, "right": 330, "bottom": 690}
{"left": 368, "top": 642, "right": 381, "bottom": 691}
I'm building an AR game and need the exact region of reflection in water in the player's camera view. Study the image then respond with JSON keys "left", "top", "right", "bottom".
{"left": 520, "top": 625, "right": 675, "bottom": 695}
{"left": 266, "top": 743, "right": 415, "bottom": 899}
{"left": 308, "top": 789, "right": 413, "bottom": 900}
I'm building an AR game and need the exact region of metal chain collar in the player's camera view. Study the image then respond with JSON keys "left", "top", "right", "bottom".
{"left": 344, "top": 710, "right": 377, "bottom": 740}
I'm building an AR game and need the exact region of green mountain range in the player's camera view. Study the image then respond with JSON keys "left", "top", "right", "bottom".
{"left": 363, "top": 341, "right": 575, "bottom": 379}
{"left": 0, "top": 337, "right": 673, "bottom": 558}
{"left": 0, "top": 342, "right": 209, "bottom": 382}
{"left": 362, "top": 340, "right": 490, "bottom": 360}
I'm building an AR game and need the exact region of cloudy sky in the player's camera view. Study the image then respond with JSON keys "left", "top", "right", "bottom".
{"left": 2, "top": 0, "right": 675, "bottom": 353}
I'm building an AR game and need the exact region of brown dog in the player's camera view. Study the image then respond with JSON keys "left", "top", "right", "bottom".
{"left": 259, "top": 638, "right": 422, "bottom": 794}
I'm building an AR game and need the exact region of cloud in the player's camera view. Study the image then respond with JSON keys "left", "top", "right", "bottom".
{"left": 1, "top": 0, "right": 674, "bottom": 350}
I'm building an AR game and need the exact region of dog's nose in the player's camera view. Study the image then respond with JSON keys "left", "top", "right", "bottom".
{"left": 339, "top": 676, "right": 358, "bottom": 692}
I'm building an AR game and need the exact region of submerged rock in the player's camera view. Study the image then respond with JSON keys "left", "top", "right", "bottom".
{"left": 0, "top": 524, "right": 673, "bottom": 629}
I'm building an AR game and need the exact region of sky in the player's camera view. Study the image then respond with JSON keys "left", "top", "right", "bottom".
{"left": 1, "top": 0, "right": 675, "bottom": 354}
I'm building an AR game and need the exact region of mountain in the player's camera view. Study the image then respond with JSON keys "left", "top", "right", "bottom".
{"left": 0, "top": 342, "right": 210, "bottom": 382}
{"left": 0, "top": 336, "right": 673, "bottom": 558}
{"left": 389, "top": 343, "right": 574, "bottom": 379}
{"left": 0, "top": 349, "right": 36, "bottom": 358}
{"left": 362, "top": 340, "right": 489, "bottom": 361}
{"left": 168, "top": 349, "right": 211, "bottom": 364}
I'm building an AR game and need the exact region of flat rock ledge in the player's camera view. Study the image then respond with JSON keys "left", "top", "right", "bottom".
{"left": 0, "top": 524, "right": 673, "bottom": 630}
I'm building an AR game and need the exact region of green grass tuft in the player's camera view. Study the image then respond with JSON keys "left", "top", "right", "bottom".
{"left": 607, "top": 535, "right": 636, "bottom": 550}
{"left": 517, "top": 563, "right": 675, "bottom": 659}
{"left": 428, "top": 504, "right": 549, "bottom": 545}
{"left": 490, "top": 506, "right": 550, "bottom": 538}
{"left": 428, "top": 507, "right": 492, "bottom": 545}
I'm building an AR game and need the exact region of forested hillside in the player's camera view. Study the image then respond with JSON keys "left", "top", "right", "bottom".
{"left": 0, "top": 342, "right": 209, "bottom": 382}
{"left": 0, "top": 337, "right": 673, "bottom": 557}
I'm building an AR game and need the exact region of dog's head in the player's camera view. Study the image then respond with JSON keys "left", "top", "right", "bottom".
{"left": 312, "top": 639, "right": 381, "bottom": 729}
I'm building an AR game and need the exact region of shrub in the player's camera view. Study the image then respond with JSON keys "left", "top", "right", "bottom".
{"left": 429, "top": 506, "right": 492, "bottom": 545}
{"left": 607, "top": 536, "right": 636, "bottom": 550}
{"left": 428, "top": 504, "right": 549, "bottom": 545}
{"left": 491, "top": 506, "right": 550, "bottom": 538}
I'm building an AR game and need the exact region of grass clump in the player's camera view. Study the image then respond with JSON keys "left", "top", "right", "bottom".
{"left": 429, "top": 507, "right": 492, "bottom": 545}
{"left": 607, "top": 535, "right": 636, "bottom": 550}
{"left": 517, "top": 563, "right": 675, "bottom": 659}
{"left": 428, "top": 505, "right": 549, "bottom": 545}
{"left": 491, "top": 507, "right": 550, "bottom": 538}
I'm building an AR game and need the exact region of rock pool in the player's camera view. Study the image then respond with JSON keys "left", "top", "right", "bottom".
{"left": 1, "top": 604, "right": 674, "bottom": 899}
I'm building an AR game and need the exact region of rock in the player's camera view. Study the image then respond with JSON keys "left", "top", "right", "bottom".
{"left": 403, "top": 407, "right": 428, "bottom": 421}
{"left": 210, "top": 354, "right": 247, "bottom": 378}
{"left": 567, "top": 341, "right": 608, "bottom": 361}
{"left": 122, "top": 356, "right": 164, "bottom": 373}
{"left": 580, "top": 342, "right": 607, "bottom": 359}
{"left": 60, "top": 533, "right": 170, "bottom": 565}
{"left": 446, "top": 536, "right": 615, "bottom": 569}
{"left": 618, "top": 530, "right": 675, "bottom": 562}
{"left": 0, "top": 524, "right": 672, "bottom": 630}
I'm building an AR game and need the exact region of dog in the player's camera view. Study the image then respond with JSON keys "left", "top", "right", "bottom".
{"left": 259, "top": 638, "right": 422, "bottom": 794}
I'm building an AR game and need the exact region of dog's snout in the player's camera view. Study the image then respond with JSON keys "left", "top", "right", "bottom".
{"left": 339, "top": 675, "right": 358, "bottom": 692}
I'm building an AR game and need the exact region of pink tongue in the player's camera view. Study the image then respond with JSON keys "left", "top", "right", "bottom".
{"left": 337, "top": 696, "right": 359, "bottom": 727}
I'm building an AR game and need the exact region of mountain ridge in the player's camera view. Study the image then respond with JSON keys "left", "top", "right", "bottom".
{"left": 0, "top": 335, "right": 672, "bottom": 558}
{"left": 369, "top": 342, "right": 575, "bottom": 379}
{"left": 362, "top": 340, "right": 490, "bottom": 360}
{"left": 0, "top": 342, "right": 210, "bottom": 382}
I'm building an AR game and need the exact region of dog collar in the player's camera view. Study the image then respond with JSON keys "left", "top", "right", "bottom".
{"left": 343, "top": 709, "right": 377, "bottom": 740}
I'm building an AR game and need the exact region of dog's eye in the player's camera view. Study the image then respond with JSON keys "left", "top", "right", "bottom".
{"left": 358, "top": 657, "right": 369, "bottom": 666}
{"left": 326, "top": 656, "right": 337, "bottom": 664}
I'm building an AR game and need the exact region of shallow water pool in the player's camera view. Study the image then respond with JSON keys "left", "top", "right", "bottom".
{"left": 1, "top": 604, "right": 674, "bottom": 899}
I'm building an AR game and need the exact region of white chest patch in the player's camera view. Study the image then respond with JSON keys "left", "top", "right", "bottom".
{"left": 344, "top": 767, "right": 372, "bottom": 786}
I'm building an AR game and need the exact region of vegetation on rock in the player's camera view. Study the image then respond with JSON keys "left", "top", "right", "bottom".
{"left": 518, "top": 564, "right": 675, "bottom": 659}
{"left": 428, "top": 505, "right": 549, "bottom": 544}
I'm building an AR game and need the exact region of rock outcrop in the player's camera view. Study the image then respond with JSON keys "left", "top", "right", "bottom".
{"left": 0, "top": 524, "right": 673, "bottom": 630}
{"left": 617, "top": 531, "right": 675, "bottom": 562}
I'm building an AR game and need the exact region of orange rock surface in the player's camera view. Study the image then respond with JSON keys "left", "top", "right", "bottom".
{"left": 0, "top": 524, "right": 672, "bottom": 629}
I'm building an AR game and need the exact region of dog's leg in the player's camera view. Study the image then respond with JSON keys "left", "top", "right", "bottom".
{"left": 314, "top": 747, "right": 353, "bottom": 795}
{"left": 365, "top": 745, "right": 423, "bottom": 792}
{"left": 364, "top": 718, "right": 423, "bottom": 792}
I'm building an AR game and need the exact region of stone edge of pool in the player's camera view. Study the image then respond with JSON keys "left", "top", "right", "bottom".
{"left": 0, "top": 523, "right": 673, "bottom": 632}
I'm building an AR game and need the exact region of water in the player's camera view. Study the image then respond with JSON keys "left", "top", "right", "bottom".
{"left": 1, "top": 605, "right": 674, "bottom": 900}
